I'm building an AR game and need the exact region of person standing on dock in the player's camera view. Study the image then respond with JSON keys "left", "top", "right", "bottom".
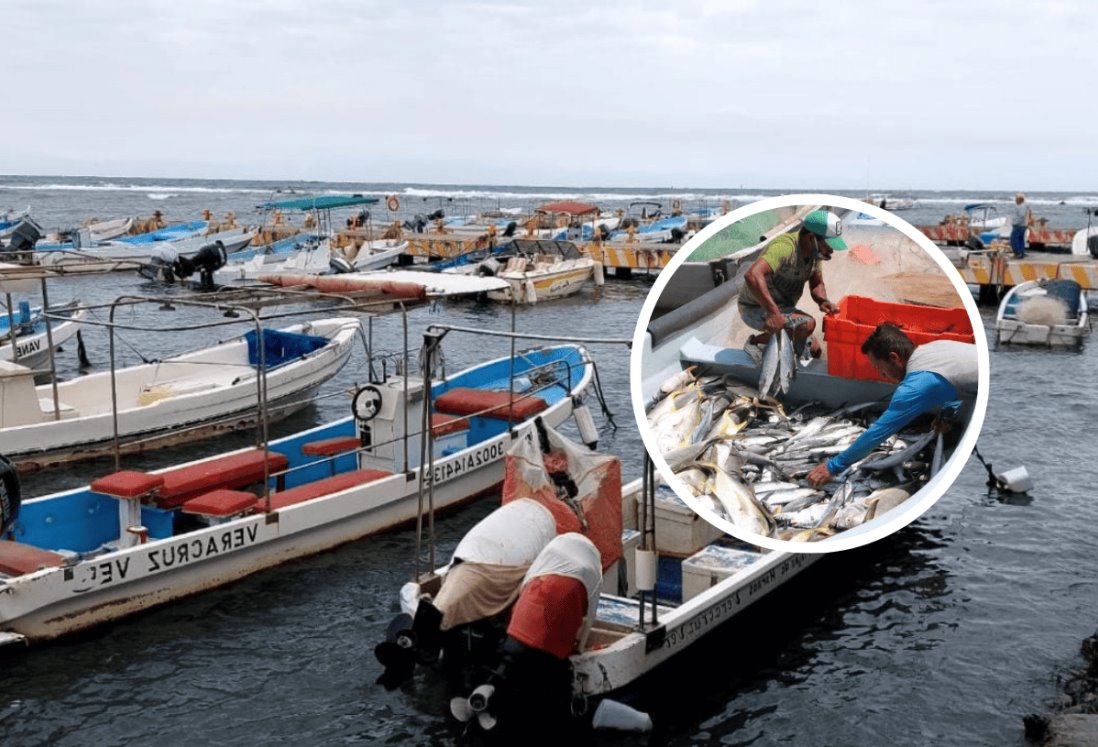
{"left": 739, "top": 209, "right": 846, "bottom": 363}
{"left": 1010, "top": 192, "right": 1033, "bottom": 259}
{"left": 806, "top": 323, "right": 978, "bottom": 487}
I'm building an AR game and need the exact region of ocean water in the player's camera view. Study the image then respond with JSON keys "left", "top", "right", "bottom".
{"left": 0, "top": 177, "right": 1094, "bottom": 746}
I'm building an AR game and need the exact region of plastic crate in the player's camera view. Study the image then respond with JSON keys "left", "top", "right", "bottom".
{"left": 823, "top": 295, "right": 974, "bottom": 382}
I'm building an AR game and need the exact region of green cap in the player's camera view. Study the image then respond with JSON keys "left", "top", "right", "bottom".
{"left": 802, "top": 210, "right": 848, "bottom": 251}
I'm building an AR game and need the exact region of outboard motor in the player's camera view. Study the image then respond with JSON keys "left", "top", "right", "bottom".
{"left": 329, "top": 254, "right": 353, "bottom": 274}
{"left": 1087, "top": 234, "right": 1098, "bottom": 260}
{"left": 375, "top": 498, "right": 558, "bottom": 690}
{"left": 141, "top": 243, "right": 181, "bottom": 283}
{"left": 670, "top": 227, "right": 685, "bottom": 242}
{"left": 964, "top": 235, "right": 984, "bottom": 252}
{"left": 4, "top": 219, "right": 43, "bottom": 264}
{"left": 174, "top": 240, "right": 227, "bottom": 290}
{"left": 450, "top": 533, "right": 603, "bottom": 740}
{"left": 502, "top": 221, "right": 518, "bottom": 238}
{"left": 403, "top": 214, "right": 429, "bottom": 233}
{"left": 476, "top": 257, "right": 501, "bottom": 277}
{"left": 426, "top": 209, "right": 445, "bottom": 221}
{"left": 0, "top": 455, "right": 22, "bottom": 537}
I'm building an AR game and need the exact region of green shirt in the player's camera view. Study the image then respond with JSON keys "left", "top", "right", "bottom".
{"left": 738, "top": 231, "right": 823, "bottom": 309}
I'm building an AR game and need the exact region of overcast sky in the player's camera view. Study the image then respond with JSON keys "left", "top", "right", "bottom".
{"left": 7, "top": 1, "right": 1097, "bottom": 190}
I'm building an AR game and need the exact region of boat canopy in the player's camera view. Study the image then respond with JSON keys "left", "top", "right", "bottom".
{"left": 258, "top": 195, "right": 380, "bottom": 211}
{"left": 535, "top": 201, "right": 600, "bottom": 216}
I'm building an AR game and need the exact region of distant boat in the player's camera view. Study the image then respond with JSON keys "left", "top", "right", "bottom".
{"left": 454, "top": 239, "right": 602, "bottom": 304}
{"left": 995, "top": 279, "right": 1089, "bottom": 348}
{"left": 37, "top": 227, "right": 258, "bottom": 273}
{"left": 866, "top": 194, "right": 917, "bottom": 211}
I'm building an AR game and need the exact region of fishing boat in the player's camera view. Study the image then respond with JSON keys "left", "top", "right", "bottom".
{"left": 0, "top": 208, "right": 31, "bottom": 238}
{"left": 214, "top": 194, "right": 382, "bottom": 285}
{"left": 867, "top": 194, "right": 917, "bottom": 211}
{"left": 609, "top": 215, "right": 689, "bottom": 243}
{"left": 995, "top": 278, "right": 1089, "bottom": 348}
{"left": 0, "top": 300, "right": 87, "bottom": 369}
{"left": 377, "top": 422, "right": 819, "bottom": 737}
{"left": 0, "top": 314, "right": 361, "bottom": 470}
{"left": 43, "top": 217, "right": 135, "bottom": 245}
{"left": 348, "top": 237, "right": 409, "bottom": 272}
{"left": 0, "top": 330, "right": 595, "bottom": 646}
{"left": 36, "top": 227, "right": 258, "bottom": 273}
{"left": 456, "top": 239, "right": 602, "bottom": 305}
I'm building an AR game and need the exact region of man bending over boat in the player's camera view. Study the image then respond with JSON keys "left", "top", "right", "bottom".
{"left": 739, "top": 209, "right": 846, "bottom": 363}
{"left": 806, "top": 323, "right": 978, "bottom": 487}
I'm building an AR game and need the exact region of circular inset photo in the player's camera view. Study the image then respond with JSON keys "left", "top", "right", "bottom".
{"left": 631, "top": 194, "right": 990, "bottom": 553}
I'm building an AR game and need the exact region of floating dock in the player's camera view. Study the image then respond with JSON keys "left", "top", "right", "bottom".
{"left": 580, "top": 242, "right": 680, "bottom": 277}
{"left": 951, "top": 247, "right": 1098, "bottom": 303}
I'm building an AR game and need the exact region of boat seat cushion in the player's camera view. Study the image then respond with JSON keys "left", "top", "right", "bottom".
{"left": 431, "top": 412, "right": 470, "bottom": 436}
{"left": 90, "top": 471, "right": 165, "bottom": 499}
{"left": 302, "top": 436, "right": 361, "bottom": 457}
{"left": 0, "top": 540, "right": 66, "bottom": 577}
{"left": 156, "top": 449, "right": 289, "bottom": 509}
{"left": 258, "top": 469, "right": 392, "bottom": 511}
{"left": 434, "top": 388, "right": 547, "bottom": 422}
{"left": 181, "top": 489, "right": 258, "bottom": 518}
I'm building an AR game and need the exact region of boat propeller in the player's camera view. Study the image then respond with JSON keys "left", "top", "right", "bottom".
{"left": 450, "top": 684, "right": 498, "bottom": 731}
{"left": 373, "top": 613, "right": 416, "bottom": 690}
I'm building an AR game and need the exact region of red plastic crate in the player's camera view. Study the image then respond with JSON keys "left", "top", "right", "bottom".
{"left": 823, "top": 295, "right": 975, "bottom": 382}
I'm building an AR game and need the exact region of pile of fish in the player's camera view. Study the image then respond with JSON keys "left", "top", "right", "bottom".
{"left": 647, "top": 365, "right": 942, "bottom": 543}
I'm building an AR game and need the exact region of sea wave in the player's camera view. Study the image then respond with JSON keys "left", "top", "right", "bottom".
{"left": 0, "top": 182, "right": 272, "bottom": 195}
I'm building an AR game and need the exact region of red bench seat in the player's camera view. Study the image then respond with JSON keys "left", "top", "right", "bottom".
{"left": 434, "top": 388, "right": 547, "bottom": 423}
{"left": 0, "top": 540, "right": 66, "bottom": 577}
{"left": 302, "top": 436, "right": 361, "bottom": 457}
{"left": 254, "top": 469, "right": 393, "bottom": 511}
{"left": 430, "top": 412, "right": 469, "bottom": 436}
{"left": 182, "top": 489, "right": 259, "bottom": 518}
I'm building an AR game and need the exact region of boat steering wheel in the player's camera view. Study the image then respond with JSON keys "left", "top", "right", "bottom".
{"left": 353, "top": 385, "right": 383, "bottom": 422}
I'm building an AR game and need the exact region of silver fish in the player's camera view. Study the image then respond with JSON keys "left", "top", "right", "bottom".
{"left": 930, "top": 432, "right": 944, "bottom": 476}
{"left": 778, "top": 329, "right": 794, "bottom": 394}
{"left": 709, "top": 470, "right": 775, "bottom": 537}
{"left": 758, "top": 335, "right": 779, "bottom": 397}
{"left": 660, "top": 366, "right": 697, "bottom": 394}
{"left": 859, "top": 430, "right": 936, "bottom": 471}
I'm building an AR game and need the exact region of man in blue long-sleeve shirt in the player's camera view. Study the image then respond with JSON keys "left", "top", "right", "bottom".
{"left": 806, "top": 322, "right": 978, "bottom": 487}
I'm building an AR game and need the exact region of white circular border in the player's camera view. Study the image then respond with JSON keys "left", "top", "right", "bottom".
{"left": 629, "top": 193, "right": 991, "bottom": 554}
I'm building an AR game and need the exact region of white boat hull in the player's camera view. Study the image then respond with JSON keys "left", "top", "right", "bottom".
{"left": 571, "top": 550, "right": 819, "bottom": 695}
{"left": 4, "top": 317, "right": 360, "bottom": 468}
{"left": 486, "top": 260, "right": 595, "bottom": 304}
{"left": 0, "top": 348, "right": 591, "bottom": 642}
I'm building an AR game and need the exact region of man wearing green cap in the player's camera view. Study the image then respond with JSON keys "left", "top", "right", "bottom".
{"left": 739, "top": 209, "right": 847, "bottom": 363}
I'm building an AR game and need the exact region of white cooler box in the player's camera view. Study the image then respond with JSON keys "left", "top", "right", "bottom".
{"left": 681, "top": 544, "right": 764, "bottom": 602}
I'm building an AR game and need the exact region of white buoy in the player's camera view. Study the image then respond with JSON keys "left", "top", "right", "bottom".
{"left": 635, "top": 548, "right": 657, "bottom": 592}
{"left": 996, "top": 466, "right": 1033, "bottom": 493}
{"left": 524, "top": 279, "right": 538, "bottom": 304}
{"left": 592, "top": 698, "right": 653, "bottom": 732}
{"left": 593, "top": 261, "right": 605, "bottom": 286}
{"left": 572, "top": 397, "right": 598, "bottom": 449}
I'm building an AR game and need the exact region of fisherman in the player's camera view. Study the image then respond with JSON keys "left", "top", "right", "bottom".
{"left": 806, "top": 322, "right": 978, "bottom": 487}
{"left": 739, "top": 209, "right": 847, "bottom": 364}
{"left": 1010, "top": 192, "right": 1033, "bottom": 259}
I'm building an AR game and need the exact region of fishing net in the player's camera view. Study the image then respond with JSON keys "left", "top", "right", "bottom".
{"left": 501, "top": 422, "right": 623, "bottom": 569}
